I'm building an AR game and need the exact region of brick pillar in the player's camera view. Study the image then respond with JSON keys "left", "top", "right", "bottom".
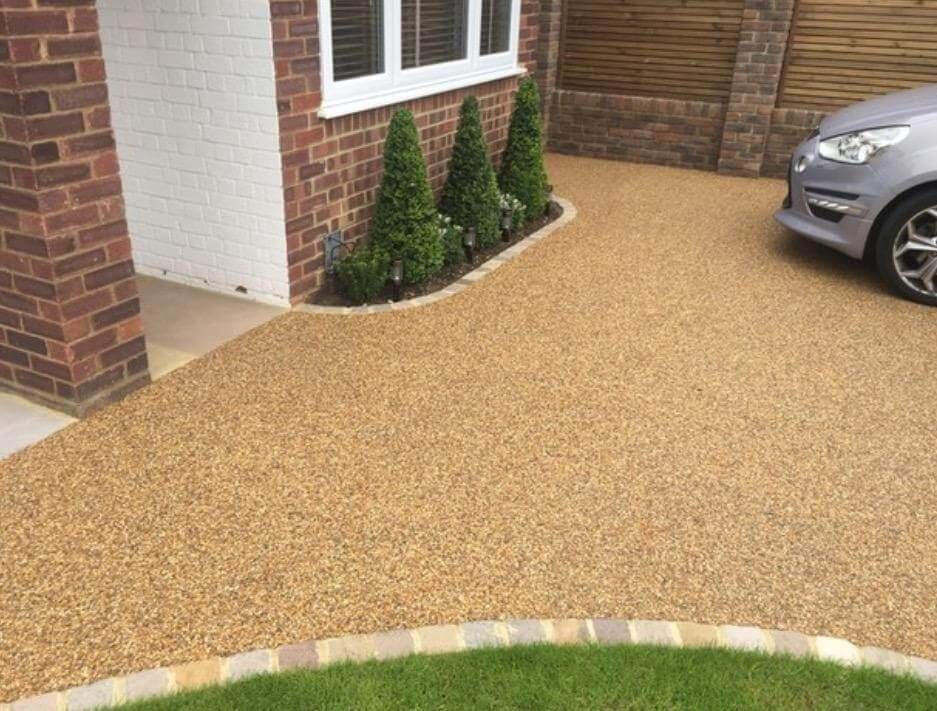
{"left": 536, "top": 0, "right": 563, "bottom": 130}
{"left": 268, "top": 0, "right": 326, "bottom": 303}
{"left": 717, "top": 0, "right": 796, "bottom": 177}
{"left": 0, "top": 1, "right": 149, "bottom": 416}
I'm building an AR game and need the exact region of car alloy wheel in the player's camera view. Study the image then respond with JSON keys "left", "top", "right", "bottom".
{"left": 892, "top": 206, "right": 937, "bottom": 298}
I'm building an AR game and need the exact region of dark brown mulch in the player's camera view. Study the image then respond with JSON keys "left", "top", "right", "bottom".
{"left": 310, "top": 201, "right": 564, "bottom": 307}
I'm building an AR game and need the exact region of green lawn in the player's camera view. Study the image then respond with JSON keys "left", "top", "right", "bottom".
{"left": 123, "top": 644, "right": 935, "bottom": 711}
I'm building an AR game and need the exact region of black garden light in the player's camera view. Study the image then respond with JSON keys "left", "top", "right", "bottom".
{"left": 463, "top": 226, "right": 476, "bottom": 262}
{"left": 390, "top": 258, "right": 404, "bottom": 301}
{"left": 501, "top": 206, "right": 513, "bottom": 241}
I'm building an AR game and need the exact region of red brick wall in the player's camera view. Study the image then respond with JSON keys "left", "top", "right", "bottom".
{"left": 0, "top": 0, "right": 148, "bottom": 415}
{"left": 717, "top": 0, "right": 797, "bottom": 176}
{"left": 269, "top": 0, "right": 541, "bottom": 304}
{"left": 540, "top": 0, "right": 802, "bottom": 178}
{"left": 548, "top": 92, "right": 728, "bottom": 171}
{"left": 535, "top": 0, "right": 561, "bottom": 127}
{"left": 762, "top": 107, "right": 827, "bottom": 178}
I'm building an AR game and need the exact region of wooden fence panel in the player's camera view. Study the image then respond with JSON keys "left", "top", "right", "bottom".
{"left": 558, "top": 0, "right": 746, "bottom": 103}
{"left": 779, "top": 0, "right": 937, "bottom": 109}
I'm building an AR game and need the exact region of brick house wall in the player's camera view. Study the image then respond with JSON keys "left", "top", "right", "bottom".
{"left": 97, "top": 1, "right": 290, "bottom": 305}
{"left": 268, "top": 0, "right": 541, "bottom": 304}
{"left": 1, "top": 0, "right": 149, "bottom": 415}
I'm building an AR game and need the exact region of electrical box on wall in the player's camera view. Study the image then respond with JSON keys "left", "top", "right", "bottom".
{"left": 324, "top": 230, "right": 344, "bottom": 274}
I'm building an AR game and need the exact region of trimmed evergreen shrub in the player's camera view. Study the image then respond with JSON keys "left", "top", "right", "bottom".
{"left": 439, "top": 96, "right": 501, "bottom": 248}
{"left": 370, "top": 109, "right": 443, "bottom": 285}
{"left": 437, "top": 213, "right": 465, "bottom": 266}
{"left": 500, "top": 192, "right": 526, "bottom": 233}
{"left": 335, "top": 245, "right": 390, "bottom": 304}
{"left": 498, "top": 78, "right": 549, "bottom": 221}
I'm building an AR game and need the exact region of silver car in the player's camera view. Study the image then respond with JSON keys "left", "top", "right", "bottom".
{"left": 775, "top": 85, "right": 937, "bottom": 306}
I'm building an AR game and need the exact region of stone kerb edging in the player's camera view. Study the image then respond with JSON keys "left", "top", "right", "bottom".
{"left": 295, "top": 197, "right": 578, "bottom": 316}
{"left": 6, "top": 619, "right": 935, "bottom": 709}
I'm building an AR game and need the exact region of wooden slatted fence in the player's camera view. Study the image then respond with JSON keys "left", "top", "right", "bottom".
{"left": 778, "top": 0, "right": 937, "bottom": 110}
{"left": 558, "top": 0, "right": 746, "bottom": 103}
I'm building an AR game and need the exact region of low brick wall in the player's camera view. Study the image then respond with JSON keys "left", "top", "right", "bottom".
{"left": 547, "top": 91, "right": 727, "bottom": 171}
{"left": 537, "top": 0, "right": 812, "bottom": 179}
{"left": 762, "top": 108, "right": 829, "bottom": 178}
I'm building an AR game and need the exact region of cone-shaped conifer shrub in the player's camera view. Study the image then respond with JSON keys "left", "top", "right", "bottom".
{"left": 369, "top": 109, "right": 442, "bottom": 285}
{"left": 439, "top": 96, "right": 501, "bottom": 248}
{"left": 498, "top": 78, "right": 549, "bottom": 221}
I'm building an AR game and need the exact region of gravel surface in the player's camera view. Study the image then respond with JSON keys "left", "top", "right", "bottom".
{"left": 2, "top": 156, "right": 935, "bottom": 702}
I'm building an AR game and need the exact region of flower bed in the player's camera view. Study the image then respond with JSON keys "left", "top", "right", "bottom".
{"left": 311, "top": 78, "right": 552, "bottom": 308}
{"left": 311, "top": 200, "right": 563, "bottom": 307}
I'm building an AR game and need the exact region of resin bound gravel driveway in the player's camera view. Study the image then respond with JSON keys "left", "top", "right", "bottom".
{"left": 2, "top": 155, "right": 936, "bottom": 701}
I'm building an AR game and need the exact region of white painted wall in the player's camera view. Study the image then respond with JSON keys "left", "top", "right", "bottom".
{"left": 98, "top": 0, "right": 289, "bottom": 305}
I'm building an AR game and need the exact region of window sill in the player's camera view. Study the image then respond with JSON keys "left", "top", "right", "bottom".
{"left": 318, "top": 65, "right": 527, "bottom": 119}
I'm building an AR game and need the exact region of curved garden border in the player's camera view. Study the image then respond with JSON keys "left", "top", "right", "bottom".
{"left": 295, "top": 197, "right": 578, "bottom": 316}
{"left": 6, "top": 618, "right": 935, "bottom": 708}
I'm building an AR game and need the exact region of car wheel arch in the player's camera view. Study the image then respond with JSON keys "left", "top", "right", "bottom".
{"left": 864, "top": 179, "right": 937, "bottom": 261}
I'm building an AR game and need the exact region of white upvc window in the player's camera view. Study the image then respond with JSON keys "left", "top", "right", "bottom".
{"left": 318, "top": 0, "right": 523, "bottom": 118}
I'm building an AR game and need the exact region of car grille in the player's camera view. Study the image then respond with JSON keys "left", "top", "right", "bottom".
{"left": 782, "top": 158, "right": 793, "bottom": 209}
{"left": 808, "top": 204, "right": 845, "bottom": 223}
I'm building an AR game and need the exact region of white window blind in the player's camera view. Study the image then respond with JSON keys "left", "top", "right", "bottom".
{"left": 331, "top": 0, "right": 384, "bottom": 80}
{"left": 319, "top": 0, "right": 523, "bottom": 118}
{"left": 401, "top": 0, "right": 468, "bottom": 69}
{"left": 480, "top": 0, "right": 510, "bottom": 55}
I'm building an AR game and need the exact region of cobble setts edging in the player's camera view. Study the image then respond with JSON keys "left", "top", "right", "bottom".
{"left": 5, "top": 617, "right": 935, "bottom": 709}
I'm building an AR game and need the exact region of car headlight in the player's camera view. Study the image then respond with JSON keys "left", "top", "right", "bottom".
{"left": 818, "top": 126, "right": 909, "bottom": 165}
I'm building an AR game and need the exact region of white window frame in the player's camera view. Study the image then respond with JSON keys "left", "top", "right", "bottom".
{"left": 317, "top": 0, "right": 524, "bottom": 119}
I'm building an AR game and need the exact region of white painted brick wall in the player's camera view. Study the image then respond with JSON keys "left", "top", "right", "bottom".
{"left": 98, "top": 0, "right": 289, "bottom": 305}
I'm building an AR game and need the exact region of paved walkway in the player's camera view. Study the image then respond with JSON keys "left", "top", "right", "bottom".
{"left": 0, "top": 393, "right": 74, "bottom": 461}
{"left": 2, "top": 156, "right": 935, "bottom": 702}
{"left": 0, "top": 277, "right": 284, "bottom": 461}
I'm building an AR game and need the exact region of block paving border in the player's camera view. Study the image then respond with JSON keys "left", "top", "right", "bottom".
{"left": 295, "top": 197, "right": 578, "bottom": 316}
{"left": 5, "top": 618, "right": 935, "bottom": 708}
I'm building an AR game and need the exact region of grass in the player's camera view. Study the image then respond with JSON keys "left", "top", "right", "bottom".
{"left": 120, "top": 643, "right": 935, "bottom": 710}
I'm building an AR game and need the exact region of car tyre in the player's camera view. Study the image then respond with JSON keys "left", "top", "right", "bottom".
{"left": 875, "top": 187, "right": 937, "bottom": 307}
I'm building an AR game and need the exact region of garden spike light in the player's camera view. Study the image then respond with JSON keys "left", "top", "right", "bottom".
{"left": 501, "top": 206, "right": 513, "bottom": 241}
{"left": 390, "top": 259, "right": 403, "bottom": 301}
{"left": 463, "top": 226, "right": 476, "bottom": 262}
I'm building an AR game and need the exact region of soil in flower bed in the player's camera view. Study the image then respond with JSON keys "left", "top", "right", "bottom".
{"left": 310, "top": 200, "right": 564, "bottom": 307}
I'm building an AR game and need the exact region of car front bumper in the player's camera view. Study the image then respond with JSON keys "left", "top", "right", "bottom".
{"left": 773, "top": 135, "right": 879, "bottom": 260}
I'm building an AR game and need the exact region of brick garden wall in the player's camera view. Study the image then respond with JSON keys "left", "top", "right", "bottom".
{"left": 762, "top": 107, "right": 827, "bottom": 178}
{"left": 0, "top": 0, "right": 149, "bottom": 415}
{"left": 540, "top": 0, "right": 801, "bottom": 178}
{"left": 543, "top": 0, "right": 932, "bottom": 179}
{"left": 548, "top": 92, "right": 728, "bottom": 171}
{"left": 535, "top": 0, "right": 561, "bottom": 127}
{"left": 716, "top": 0, "right": 797, "bottom": 177}
{"left": 268, "top": 0, "right": 541, "bottom": 304}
